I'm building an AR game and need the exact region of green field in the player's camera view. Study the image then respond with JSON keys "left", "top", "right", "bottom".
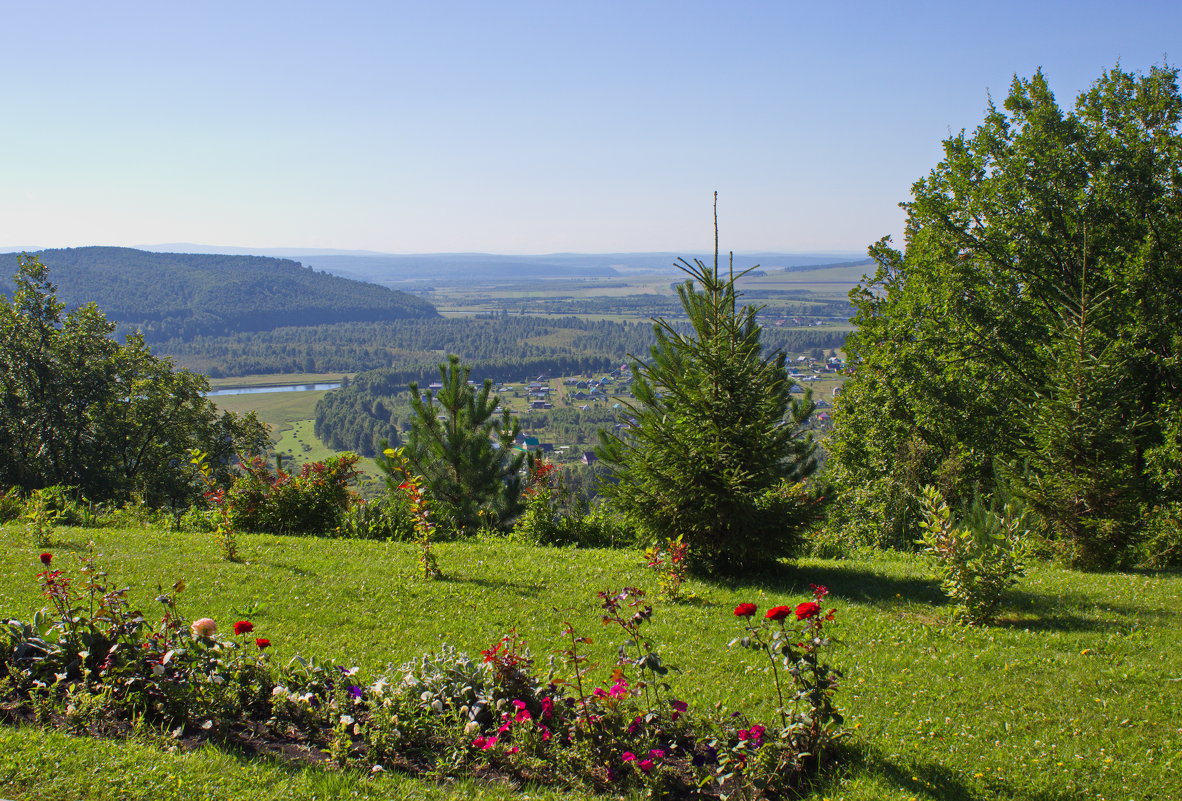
{"left": 2, "top": 522, "right": 1177, "bottom": 800}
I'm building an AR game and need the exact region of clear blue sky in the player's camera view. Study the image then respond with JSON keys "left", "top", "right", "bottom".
{"left": 3, "top": 0, "right": 1178, "bottom": 255}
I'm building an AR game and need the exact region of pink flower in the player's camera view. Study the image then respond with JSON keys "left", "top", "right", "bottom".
{"left": 540, "top": 697, "right": 554, "bottom": 720}
{"left": 190, "top": 618, "right": 217, "bottom": 638}
{"left": 621, "top": 752, "right": 636, "bottom": 762}
{"left": 638, "top": 759, "right": 654, "bottom": 773}
{"left": 609, "top": 679, "right": 629, "bottom": 698}
{"left": 473, "top": 735, "right": 498, "bottom": 750}
{"left": 649, "top": 749, "right": 665, "bottom": 759}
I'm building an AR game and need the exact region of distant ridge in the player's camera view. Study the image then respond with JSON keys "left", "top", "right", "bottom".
{"left": 0, "top": 246, "right": 438, "bottom": 342}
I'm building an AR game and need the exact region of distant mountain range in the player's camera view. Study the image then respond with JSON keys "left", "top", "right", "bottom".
{"left": 133, "top": 245, "right": 868, "bottom": 284}
{"left": 0, "top": 247, "right": 438, "bottom": 342}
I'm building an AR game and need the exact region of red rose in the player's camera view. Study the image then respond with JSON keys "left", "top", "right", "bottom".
{"left": 734, "top": 603, "right": 758, "bottom": 617}
{"left": 765, "top": 605, "right": 791, "bottom": 621}
{"left": 39, "top": 553, "right": 52, "bottom": 565}
{"left": 255, "top": 638, "right": 271, "bottom": 649}
{"left": 233, "top": 620, "right": 254, "bottom": 635}
{"left": 795, "top": 601, "right": 821, "bottom": 620}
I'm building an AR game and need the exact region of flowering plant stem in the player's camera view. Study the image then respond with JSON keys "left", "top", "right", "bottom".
{"left": 383, "top": 447, "right": 442, "bottom": 579}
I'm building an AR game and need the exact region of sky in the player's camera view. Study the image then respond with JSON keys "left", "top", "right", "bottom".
{"left": 3, "top": 0, "right": 1179, "bottom": 256}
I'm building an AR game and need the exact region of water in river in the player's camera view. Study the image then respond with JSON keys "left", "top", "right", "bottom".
{"left": 204, "top": 382, "right": 342, "bottom": 397}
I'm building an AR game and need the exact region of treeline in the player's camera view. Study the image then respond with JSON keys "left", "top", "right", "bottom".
{"left": 158, "top": 316, "right": 848, "bottom": 377}
{"left": 315, "top": 355, "right": 618, "bottom": 455}
{"left": 467, "top": 293, "right": 855, "bottom": 319}
{"left": 0, "top": 247, "right": 437, "bottom": 342}
{"left": 158, "top": 316, "right": 653, "bottom": 377}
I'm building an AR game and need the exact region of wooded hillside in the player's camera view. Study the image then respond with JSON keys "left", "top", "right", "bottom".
{"left": 0, "top": 247, "right": 438, "bottom": 341}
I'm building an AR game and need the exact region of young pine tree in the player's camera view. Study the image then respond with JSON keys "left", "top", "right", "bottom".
{"left": 597, "top": 209, "right": 818, "bottom": 575}
{"left": 389, "top": 355, "right": 527, "bottom": 534}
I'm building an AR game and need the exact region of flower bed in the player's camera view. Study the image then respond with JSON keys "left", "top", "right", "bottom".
{"left": 1, "top": 553, "right": 845, "bottom": 799}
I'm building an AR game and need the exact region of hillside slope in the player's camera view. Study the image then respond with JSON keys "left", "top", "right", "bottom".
{"left": 0, "top": 247, "right": 438, "bottom": 341}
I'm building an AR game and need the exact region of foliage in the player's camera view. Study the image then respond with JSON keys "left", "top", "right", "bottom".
{"left": 917, "top": 486, "right": 1029, "bottom": 624}
{"left": 23, "top": 489, "right": 59, "bottom": 548}
{"left": 190, "top": 450, "right": 239, "bottom": 561}
{"left": 829, "top": 65, "right": 1182, "bottom": 567}
{"left": 0, "top": 256, "right": 269, "bottom": 508}
{"left": 385, "top": 355, "right": 527, "bottom": 534}
{"left": 598, "top": 233, "right": 817, "bottom": 575}
{"left": 336, "top": 493, "right": 417, "bottom": 541}
{"left": 1134, "top": 501, "right": 1182, "bottom": 568}
{"left": 642, "top": 536, "right": 691, "bottom": 601}
{"left": 226, "top": 454, "right": 361, "bottom": 536}
{"left": 727, "top": 585, "right": 845, "bottom": 795}
{"left": 3, "top": 551, "right": 274, "bottom": 731}
{"left": 509, "top": 461, "right": 606, "bottom": 546}
{"left": 381, "top": 447, "right": 442, "bottom": 578}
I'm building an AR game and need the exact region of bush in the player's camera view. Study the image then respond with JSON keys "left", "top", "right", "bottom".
{"left": 337, "top": 494, "right": 416, "bottom": 540}
{"left": 1136, "top": 502, "right": 1182, "bottom": 569}
{"left": 917, "top": 486, "right": 1029, "bottom": 624}
{"left": 0, "top": 486, "right": 22, "bottom": 522}
{"left": 227, "top": 454, "right": 361, "bottom": 535}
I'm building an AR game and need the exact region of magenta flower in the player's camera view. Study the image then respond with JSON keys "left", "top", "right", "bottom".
{"left": 621, "top": 751, "right": 636, "bottom": 762}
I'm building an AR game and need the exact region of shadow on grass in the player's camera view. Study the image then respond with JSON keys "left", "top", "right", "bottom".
{"left": 815, "top": 742, "right": 1087, "bottom": 801}
{"left": 705, "top": 561, "right": 1135, "bottom": 633}
{"left": 716, "top": 562, "right": 949, "bottom": 607}
{"left": 257, "top": 561, "right": 314, "bottom": 577}
{"left": 439, "top": 574, "right": 545, "bottom": 596}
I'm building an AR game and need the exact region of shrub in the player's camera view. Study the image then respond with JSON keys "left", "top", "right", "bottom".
{"left": 1136, "top": 501, "right": 1182, "bottom": 568}
{"left": 337, "top": 494, "right": 416, "bottom": 540}
{"left": 0, "top": 486, "right": 21, "bottom": 523}
{"left": 917, "top": 485, "right": 1029, "bottom": 624}
{"left": 228, "top": 454, "right": 361, "bottom": 535}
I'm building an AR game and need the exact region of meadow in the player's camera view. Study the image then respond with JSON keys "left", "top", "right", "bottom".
{"left": 2, "top": 522, "right": 1176, "bottom": 800}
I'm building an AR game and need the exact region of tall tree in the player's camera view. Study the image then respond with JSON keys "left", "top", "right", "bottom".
{"left": 386, "top": 355, "right": 526, "bottom": 533}
{"left": 0, "top": 256, "right": 268, "bottom": 505}
{"left": 598, "top": 204, "right": 818, "bottom": 575}
{"left": 829, "top": 65, "right": 1182, "bottom": 566}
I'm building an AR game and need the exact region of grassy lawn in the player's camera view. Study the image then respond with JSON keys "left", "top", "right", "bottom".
{"left": 2, "top": 523, "right": 1177, "bottom": 800}
{"left": 210, "top": 390, "right": 328, "bottom": 437}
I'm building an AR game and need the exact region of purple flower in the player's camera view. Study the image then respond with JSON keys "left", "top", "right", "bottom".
{"left": 348, "top": 685, "right": 363, "bottom": 699}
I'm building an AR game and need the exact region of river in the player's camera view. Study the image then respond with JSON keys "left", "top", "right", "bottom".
{"left": 204, "top": 382, "right": 342, "bottom": 397}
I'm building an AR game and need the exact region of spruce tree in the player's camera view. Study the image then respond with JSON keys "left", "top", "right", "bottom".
{"left": 390, "top": 355, "right": 526, "bottom": 533}
{"left": 598, "top": 207, "right": 817, "bottom": 574}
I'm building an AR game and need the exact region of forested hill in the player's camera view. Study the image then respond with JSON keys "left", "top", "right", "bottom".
{"left": 0, "top": 247, "right": 438, "bottom": 341}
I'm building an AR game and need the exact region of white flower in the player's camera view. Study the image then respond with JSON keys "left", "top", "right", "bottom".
{"left": 340, "top": 714, "right": 354, "bottom": 725}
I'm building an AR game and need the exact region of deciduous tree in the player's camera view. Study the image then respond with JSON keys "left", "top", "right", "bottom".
{"left": 829, "top": 65, "right": 1182, "bottom": 567}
